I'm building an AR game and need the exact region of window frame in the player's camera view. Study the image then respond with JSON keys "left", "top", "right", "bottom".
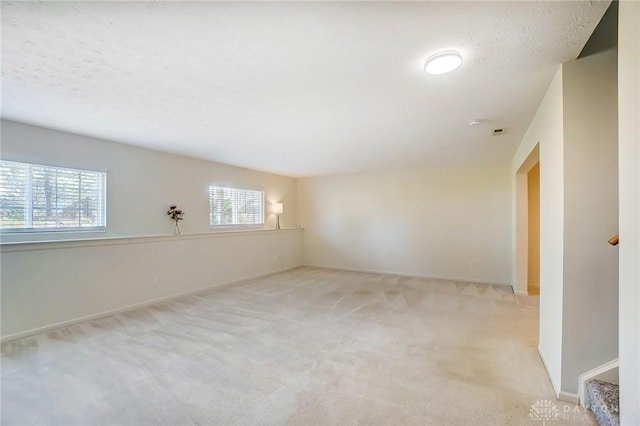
{"left": 209, "top": 185, "right": 265, "bottom": 229}
{"left": 0, "top": 160, "right": 107, "bottom": 234}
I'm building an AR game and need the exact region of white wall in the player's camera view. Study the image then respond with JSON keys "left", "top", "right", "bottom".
{"left": 0, "top": 119, "right": 298, "bottom": 242}
{"left": 1, "top": 230, "right": 303, "bottom": 339}
{"left": 298, "top": 164, "right": 511, "bottom": 284}
{"left": 512, "top": 48, "right": 623, "bottom": 398}
{"left": 0, "top": 120, "right": 303, "bottom": 339}
{"left": 511, "top": 68, "right": 565, "bottom": 394}
{"left": 561, "top": 49, "right": 619, "bottom": 395}
{"left": 618, "top": 2, "right": 640, "bottom": 423}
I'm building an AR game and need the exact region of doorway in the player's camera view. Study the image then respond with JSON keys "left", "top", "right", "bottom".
{"left": 527, "top": 163, "right": 540, "bottom": 296}
{"left": 514, "top": 143, "right": 539, "bottom": 295}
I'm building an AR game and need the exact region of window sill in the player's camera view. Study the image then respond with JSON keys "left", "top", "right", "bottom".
{"left": 0, "top": 228, "right": 304, "bottom": 252}
{"left": 209, "top": 225, "right": 265, "bottom": 232}
{"left": 1, "top": 227, "right": 107, "bottom": 234}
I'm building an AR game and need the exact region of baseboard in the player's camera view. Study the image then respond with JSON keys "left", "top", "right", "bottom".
{"left": 0, "top": 265, "right": 301, "bottom": 343}
{"left": 536, "top": 347, "right": 581, "bottom": 406}
{"left": 578, "top": 358, "right": 619, "bottom": 407}
{"left": 304, "top": 264, "right": 512, "bottom": 287}
{"left": 538, "top": 345, "right": 561, "bottom": 397}
{"left": 558, "top": 391, "right": 580, "bottom": 405}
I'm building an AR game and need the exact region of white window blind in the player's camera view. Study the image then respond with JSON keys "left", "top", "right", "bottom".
{"left": 209, "top": 186, "right": 264, "bottom": 227}
{"left": 0, "top": 160, "right": 106, "bottom": 232}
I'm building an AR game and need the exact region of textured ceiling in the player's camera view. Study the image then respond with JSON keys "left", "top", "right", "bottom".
{"left": 1, "top": 1, "right": 609, "bottom": 177}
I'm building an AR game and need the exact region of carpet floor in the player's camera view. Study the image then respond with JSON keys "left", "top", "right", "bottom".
{"left": 1, "top": 267, "right": 596, "bottom": 425}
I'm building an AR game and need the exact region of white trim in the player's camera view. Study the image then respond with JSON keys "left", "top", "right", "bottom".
{"left": 209, "top": 224, "right": 264, "bottom": 231}
{"left": 3, "top": 226, "right": 107, "bottom": 234}
{"left": 538, "top": 345, "right": 560, "bottom": 397}
{"left": 578, "top": 358, "right": 619, "bottom": 407}
{"left": 0, "top": 265, "right": 301, "bottom": 343}
{"left": 558, "top": 391, "right": 580, "bottom": 405}
{"left": 305, "top": 264, "right": 512, "bottom": 287}
{"left": 0, "top": 228, "right": 303, "bottom": 252}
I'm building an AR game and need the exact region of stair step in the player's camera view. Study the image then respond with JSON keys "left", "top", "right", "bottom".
{"left": 587, "top": 379, "right": 619, "bottom": 426}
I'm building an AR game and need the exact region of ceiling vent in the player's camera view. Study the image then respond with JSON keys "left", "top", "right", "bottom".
{"left": 492, "top": 128, "right": 506, "bottom": 136}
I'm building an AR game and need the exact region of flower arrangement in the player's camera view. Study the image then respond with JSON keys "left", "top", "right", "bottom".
{"left": 167, "top": 205, "right": 184, "bottom": 234}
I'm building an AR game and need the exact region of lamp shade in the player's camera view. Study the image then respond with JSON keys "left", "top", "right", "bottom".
{"left": 272, "top": 203, "right": 283, "bottom": 215}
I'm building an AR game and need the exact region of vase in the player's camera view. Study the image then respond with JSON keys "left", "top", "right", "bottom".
{"left": 173, "top": 221, "right": 181, "bottom": 235}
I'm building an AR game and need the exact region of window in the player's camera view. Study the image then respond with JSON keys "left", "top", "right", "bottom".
{"left": 209, "top": 186, "right": 264, "bottom": 228}
{"left": 0, "top": 160, "right": 106, "bottom": 232}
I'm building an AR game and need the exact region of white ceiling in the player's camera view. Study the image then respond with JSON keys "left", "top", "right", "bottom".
{"left": 1, "top": 1, "right": 609, "bottom": 177}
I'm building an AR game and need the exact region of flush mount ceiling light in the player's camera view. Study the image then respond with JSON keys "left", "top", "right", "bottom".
{"left": 424, "top": 51, "right": 463, "bottom": 75}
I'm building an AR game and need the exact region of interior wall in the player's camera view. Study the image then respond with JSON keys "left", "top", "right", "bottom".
{"left": 511, "top": 68, "right": 565, "bottom": 395}
{"left": 527, "top": 163, "right": 540, "bottom": 293}
{"left": 561, "top": 48, "right": 618, "bottom": 395}
{"left": 0, "top": 119, "right": 298, "bottom": 242}
{"left": 1, "top": 230, "right": 304, "bottom": 339}
{"left": 298, "top": 164, "right": 511, "bottom": 284}
{"left": 0, "top": 119, "right": 303, "bottom": 339}
{"left": 617, "top": 1, "right": 640, "bottom": 422}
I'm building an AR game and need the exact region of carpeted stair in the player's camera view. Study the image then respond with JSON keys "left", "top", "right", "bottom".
{"left": 587, "top": 379, "right": 619, "bottom": 426}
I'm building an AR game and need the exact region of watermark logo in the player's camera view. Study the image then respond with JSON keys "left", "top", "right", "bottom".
{"left": 529, "top": 399, "right": 591, "bottom": 423}
{"left": 529, "top": 399, "right": 559, "bottom": 425}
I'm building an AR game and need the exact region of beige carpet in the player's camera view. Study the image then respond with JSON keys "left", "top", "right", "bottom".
{"left": 1, "top": 267, "right": 595, "bottom": 425}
